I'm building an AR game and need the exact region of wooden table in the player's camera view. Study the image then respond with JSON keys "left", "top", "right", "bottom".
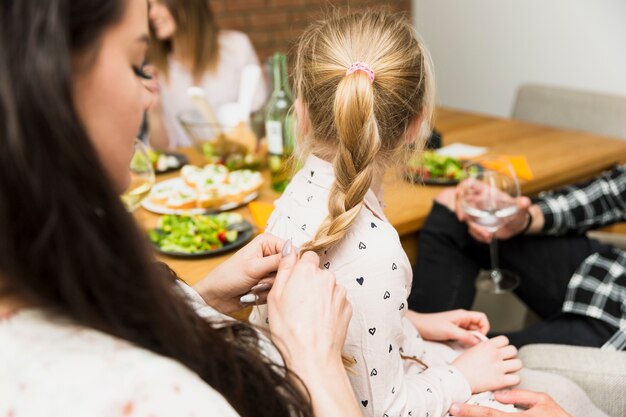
{"left": 136, "top": 107, "right": 626, "bottom": 285}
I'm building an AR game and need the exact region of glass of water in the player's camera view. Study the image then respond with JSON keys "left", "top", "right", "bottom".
{"left": 458, "top": 156, "right": 521, "bottom": 293}
{"left": 120, "top": 139, "right": 155, "bottom": 212}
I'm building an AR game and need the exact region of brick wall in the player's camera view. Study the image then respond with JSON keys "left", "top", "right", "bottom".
{"left": 209, "top": 0, "right": 413, "bottom": 62}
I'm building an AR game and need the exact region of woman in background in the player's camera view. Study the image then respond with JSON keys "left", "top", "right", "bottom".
{"left": 147, "top": 0, "right": 268, "bottom": 148}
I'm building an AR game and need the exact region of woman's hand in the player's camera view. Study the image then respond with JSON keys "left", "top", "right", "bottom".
{"left": 267, "top": 244, "right": 351, "bottom": 373}
{"left": 193, "top": 233, "right": 284, "bottom": 314}
{"left": 268, "top": 244, "right": 359, "bottom": 417}
{"left": 452, "top": 335, "right": 522, "bottom": 393}
{"left": 406, "top": 309, "right": 490, "bottom": 346}
{"left": 450, "top": 390, "right": 572, "bottom": 417}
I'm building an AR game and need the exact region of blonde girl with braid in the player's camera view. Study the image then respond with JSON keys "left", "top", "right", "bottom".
{"left": 250, "top": 11, "right": 607, "bottom": 417}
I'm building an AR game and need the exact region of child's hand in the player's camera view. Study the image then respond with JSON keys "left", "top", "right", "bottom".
{"left": 405, "top": 309, "right": 490, "bottom": 346}
{"left": 452, "top": 336, "right": 522, "bottom": 393}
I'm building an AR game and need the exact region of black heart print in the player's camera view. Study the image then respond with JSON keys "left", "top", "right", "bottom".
{"left": 392, "top": 263, "right": 397, "bottom": 270}
{"left": 265, "top": 317, "right": 269, "bottom": 324}
{"left": 399, "top": 347, "right": 404, "bottom": 354}
{"left": 306, "top": 195, "right": 313, "bottom": 202}
{"left": 408, "top": 412, "right": 413, "bottom": 417}
{"left": 399, "top": 302, "right": 405, "bottom": 310}
{"left": 356, "top": 277, "right": 364, "bottom": 286}
{"left": 307, "top": 180, "right": 312, "bottom": 184}
{"left": 426, "top": 388, "right": 433, "bottom": 393}
{"left": 301, "top": 224, "right": 306, "bottom": 231}
{"left": 370, "top": 368, "right": 377, "bottom": 376}
{"left": 324, "top": 262, "right": 330, "bottom": 269}
{"left": 368, "top": 327, "right": 376, "bottom": 335}
{"left": 310, "top": 170, "right": 315, "bottom": 177}
{"left": 361, "top": 400, "right": 368, "bottom": 407}
{"left": 389, "top": 344, "right": 393, "bottom": 353}
{"left": 383, "top": 291, "right": 390, "bottom": 300}
{"left": 358, "top": 242, "right": 366, "bottom": 250}
{"left": 384, "top": 415, "right": 389, "bottom": 417}
{"left": 391, "top": 387, "right": 395, "bottom": 394}
{"left": 371, "top": 222, "right": 377, "bottom": 228}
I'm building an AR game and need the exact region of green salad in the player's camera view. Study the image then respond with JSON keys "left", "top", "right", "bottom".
{"left": 149, "top": 213, "right": 243, "bottom": 254}
{"left": 406, "top": 151, "right": 465, "bottom": 181}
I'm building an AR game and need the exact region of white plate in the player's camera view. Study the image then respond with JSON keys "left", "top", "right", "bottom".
{"left": 142, "top": 177, "right": 259, "bottom": 215}
{"left": 435, "top": 143, "right": 488, "bottom": 159}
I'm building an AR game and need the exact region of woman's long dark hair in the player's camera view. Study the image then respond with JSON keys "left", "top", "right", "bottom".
{"left": 0, "top": 1, "right": 311, "bottom": 416}
{"left": 149, "top": 0, "right": 220, "bottom": 82}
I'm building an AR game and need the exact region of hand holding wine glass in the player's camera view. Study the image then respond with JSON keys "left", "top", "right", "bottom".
{"left": 457, "top": 195, "right": 532, "bottom": 243}
{"left": 457, "top": 156, "right": 521, "bottom": 293}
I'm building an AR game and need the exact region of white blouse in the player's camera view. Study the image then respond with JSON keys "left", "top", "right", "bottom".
{"left": 158, "top": 30, "right": 268, "bottom": 148}
{"left": 250, "top": 155, "right": 473, "bottom": 417}
{"left": 0, "top": 283, "right": 243, "bottom": 417}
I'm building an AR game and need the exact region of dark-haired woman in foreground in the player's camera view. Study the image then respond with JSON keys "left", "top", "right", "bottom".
{"left": 0, "top": 1, "right": 357, "bottom": 416}
{"left": 0, "top": 2, "right": 596, "bottom": 417}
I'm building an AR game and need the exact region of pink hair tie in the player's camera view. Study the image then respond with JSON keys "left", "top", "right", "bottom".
{"left": 345, "top": 61, "right": 375, "bottom": 83}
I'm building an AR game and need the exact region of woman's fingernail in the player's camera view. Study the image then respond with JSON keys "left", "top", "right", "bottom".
{"left": 450, "top": 403, "right": 461, "bottom": 415}
{"left": 251, "top": 283, "right": 272, "bottom": 293}
{"left": 239, "top": 293, "right": 259, "bottom": 304}
{"left": 281, "top": 238, "right": 292, "bottom": 256}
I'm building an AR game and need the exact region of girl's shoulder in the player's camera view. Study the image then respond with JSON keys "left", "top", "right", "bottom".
{"left": 266, "top": 168, "right": 332, "bottom": 245}
{"left": 0, "top": 309, "right": 239, "bottom": 417}
{"left": 271, "top": 166, "right": 404, "bottom": 251}
{"left": 333, "top": 212, "right": 407, "bottom": 268}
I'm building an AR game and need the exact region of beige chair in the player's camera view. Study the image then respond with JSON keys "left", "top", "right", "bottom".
{"left": 512, "top": 84, "right": 626, "bottom": 140}
{"left": 518, "top": 344, "right": 626, "bottom": 417}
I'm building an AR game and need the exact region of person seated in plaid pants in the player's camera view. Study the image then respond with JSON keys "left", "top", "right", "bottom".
{"left": 410, "top": 165, "right": 626, "bottom": 351}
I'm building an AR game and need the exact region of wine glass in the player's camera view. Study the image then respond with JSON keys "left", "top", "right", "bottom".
{"left": 120, "top": 139, "right": 155, "bottom": 211}
{"left": 458, "top": 156, "right": 521, "bottom": 293}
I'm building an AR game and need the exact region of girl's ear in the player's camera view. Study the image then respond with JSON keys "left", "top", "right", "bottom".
{"left": 404, "top": 111, "right": 426, "bottom": 146}
{"left": 295, "top": 98, "right": 312, "bottom": 136}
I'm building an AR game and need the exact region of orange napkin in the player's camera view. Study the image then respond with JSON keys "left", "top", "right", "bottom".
{"left": 502, "top": 155, "right": 534, "bottom": 180}
{"left": 480, "top": 155, "right": 534, "bottom": 181}
{"left": 248, "top": 201, "right": 275, "bottom": 232}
